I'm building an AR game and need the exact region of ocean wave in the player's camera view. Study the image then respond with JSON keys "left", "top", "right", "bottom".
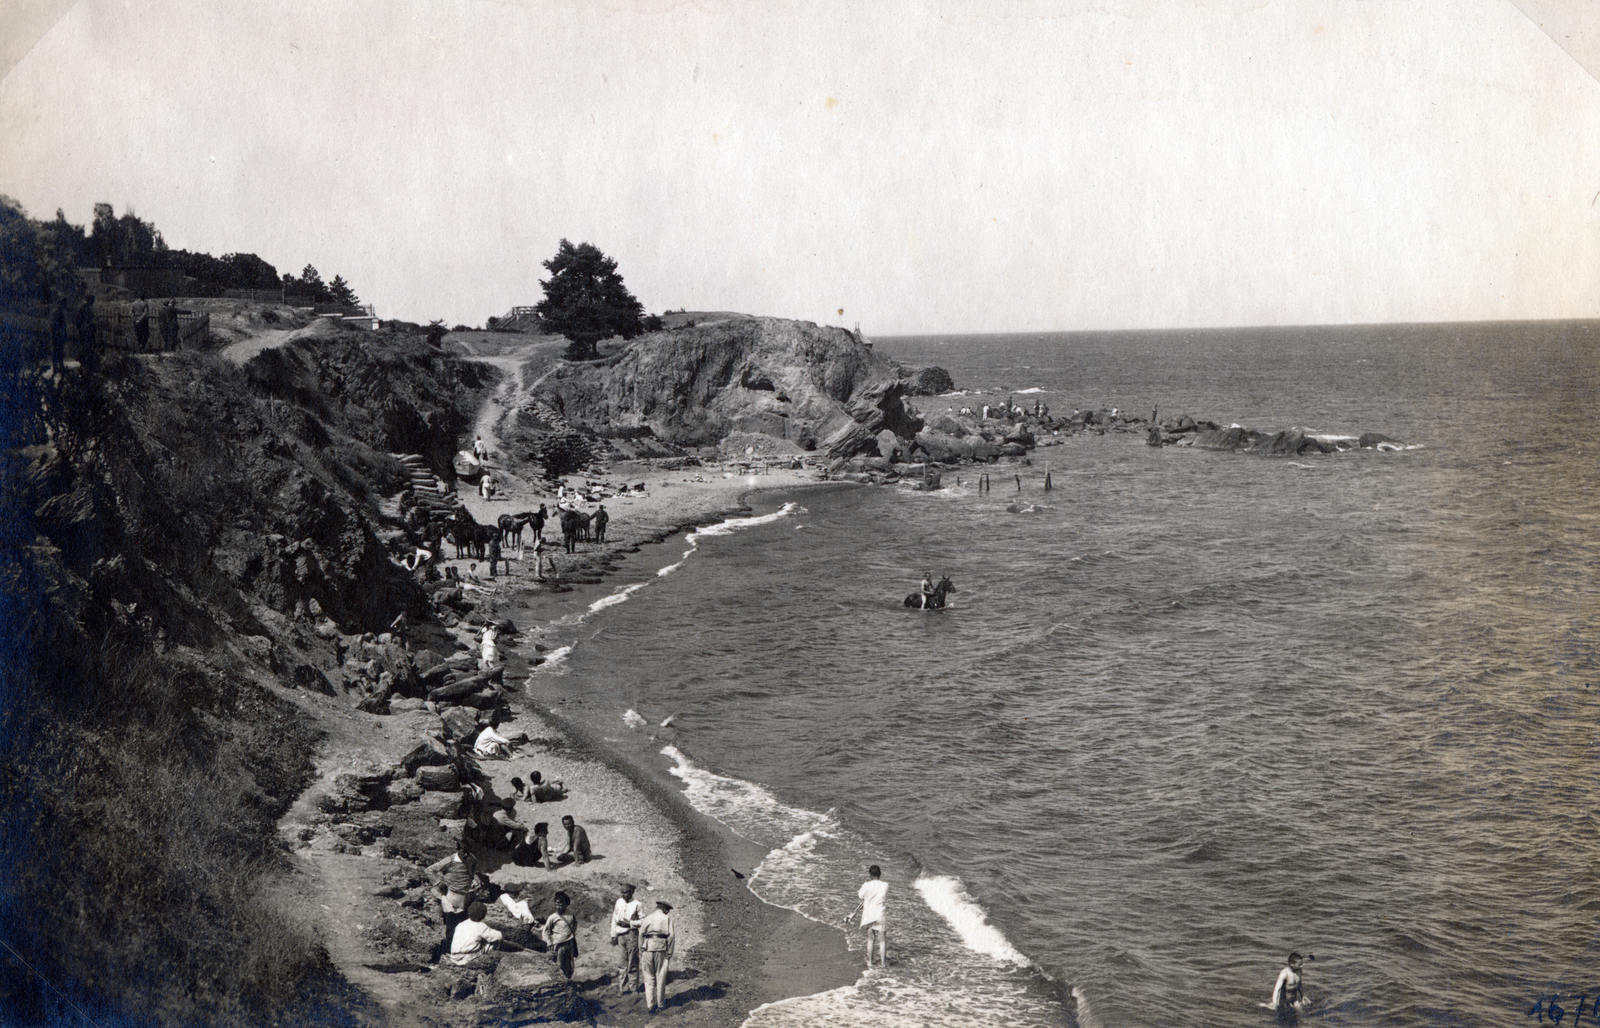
{"left": 687, "top": 501, "right": 803, "bottom": 540}
{"left": 914, "top": 875, "right": 1032, "bottom": 965}
{"left": 663, "top": 744, "right": 836, "bottom": 847}
{"left": 589, "top": 580, "right": 650, "bottom": 613}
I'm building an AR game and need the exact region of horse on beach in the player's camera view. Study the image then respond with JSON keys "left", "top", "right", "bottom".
{"left": 559, "top": 508, "right": 592, "bottom": 554}
{"left": 499, "top": 511, "right": 542, "bottom": 548}
{"left": 447, "top": 510, "right": 490, "bottom": 560}
{"left": 904, "top": 575, "right": 955, "bottom": 610}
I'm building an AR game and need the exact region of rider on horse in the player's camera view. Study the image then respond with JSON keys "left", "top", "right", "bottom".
{"left": 919, "top": 573, "right": 934, "bottom": 610}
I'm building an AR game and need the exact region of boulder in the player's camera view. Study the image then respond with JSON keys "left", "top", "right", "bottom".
{"left": 416, "top": 766, "right": 460, "bottom": 791}
{"left": 291, "top": 663, "right": 337, "bottom": 696}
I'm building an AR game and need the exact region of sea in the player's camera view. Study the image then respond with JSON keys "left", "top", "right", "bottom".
{"left": 520, "top": 321, "right": 1600, "bottom": 1028}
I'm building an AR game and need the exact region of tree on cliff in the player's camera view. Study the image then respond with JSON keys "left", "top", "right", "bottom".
{"left": 534, "top": 239, "right": 644, "bottom": 360}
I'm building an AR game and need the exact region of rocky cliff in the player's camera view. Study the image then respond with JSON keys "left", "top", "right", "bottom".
{"left": 533, "top": 317, "right": 934, "bottom": 459}
{"left": 0, "top": 317, "right": 494, "bottom": 1023}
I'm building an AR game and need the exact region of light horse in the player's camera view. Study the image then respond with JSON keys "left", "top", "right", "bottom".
{"left": 904, "top": 575, "right": 955, "bottom": 610}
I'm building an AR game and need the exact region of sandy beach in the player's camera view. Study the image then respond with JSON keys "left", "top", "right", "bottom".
{"left": 282, "top": 349, "right": 862, "bottom": 1026}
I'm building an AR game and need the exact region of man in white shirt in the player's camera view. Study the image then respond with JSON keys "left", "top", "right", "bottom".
{"left": 449, "top": 901, "right": 503, "bottom": 966}
{"left": 610, "top": 883, "right": 643, "bottom": 995}
{"left": 847, "top": 864, "right": 888, "bottom": 968}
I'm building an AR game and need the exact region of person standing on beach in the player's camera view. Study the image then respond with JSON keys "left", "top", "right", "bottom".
{"left": 637, "top": 899, "right": 675, "bottom": 1013}
{"left": 486, "top": 533, "right": 503, "bottom": 578}
{"left": 610, "top": 883, "right": 643, "bottom": 994}
{"left": 846, "top": 865, "right": 888, "bottom": 967}
{"left": 593, "top": 503, "right": 609, "bottom": 544}
{"left": 542, "top": 891, "right": 578, "bottom": 979}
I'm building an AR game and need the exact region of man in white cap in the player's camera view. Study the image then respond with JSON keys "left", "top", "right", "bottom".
{"left": 637, "top": 898, "right": 675, "bottom": 1013}
{"left": 610, "top": 883, "right": 643, "bottom": 995}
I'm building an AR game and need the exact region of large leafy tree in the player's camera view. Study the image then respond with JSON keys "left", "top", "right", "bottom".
{"left": 534, "top": 239, "right": 644, "bottom": 360}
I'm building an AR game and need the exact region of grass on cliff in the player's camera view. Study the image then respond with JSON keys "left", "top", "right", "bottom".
{"left": 0, "top": 640, "right": 357, "bottom": 1028}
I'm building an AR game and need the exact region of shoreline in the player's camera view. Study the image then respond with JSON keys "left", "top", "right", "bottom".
{"left": 459, "top": 459, "right": 867, "bottom": 1022}
{"left": 287, "top": 422, "right": 864, "bottom": 1025}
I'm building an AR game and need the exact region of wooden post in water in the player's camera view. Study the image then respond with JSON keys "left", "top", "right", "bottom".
{"left": 1044, "top": 471, "right": 1052, "bottom": 491}
{"left": 1015, "top": 474, "right": 1021, "bottom": 492}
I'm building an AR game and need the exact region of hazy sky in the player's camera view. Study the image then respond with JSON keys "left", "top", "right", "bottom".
{"left": 3, "top": 0, "right": 1599, "bottom": 334}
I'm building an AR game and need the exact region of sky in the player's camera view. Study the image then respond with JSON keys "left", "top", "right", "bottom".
{"left": 3, "top": 0, "right": 1600, "bottom": 335}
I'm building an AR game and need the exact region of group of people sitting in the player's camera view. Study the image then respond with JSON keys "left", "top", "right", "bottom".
{"left": 426, "top": 850, "right": 677, "bottom": 1009}
{"left": 424, "top": 846, "right": 584, "bottom": 977}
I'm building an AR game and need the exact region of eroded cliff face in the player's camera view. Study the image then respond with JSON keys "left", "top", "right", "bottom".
{"left": 534, "top": 317, "right": 928, "bottom": 457}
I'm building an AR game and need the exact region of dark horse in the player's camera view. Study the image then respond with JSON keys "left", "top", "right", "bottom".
{"left": 559, "top": 508, "right": 593, "bottom": 554}
{"left": 904, "top": 575, "right": 955, "bottom": 610}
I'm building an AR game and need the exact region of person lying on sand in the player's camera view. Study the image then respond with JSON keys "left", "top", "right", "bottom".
{"left": 497, "top": 884, "right": 536, "bottom": 924}
{"left": 511, "top": 771, "right": 567, "bottom": 803}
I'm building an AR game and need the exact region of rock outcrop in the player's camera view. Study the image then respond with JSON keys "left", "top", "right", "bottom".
{"left": 534, "top": 317, "right": 940, "bottom": 460}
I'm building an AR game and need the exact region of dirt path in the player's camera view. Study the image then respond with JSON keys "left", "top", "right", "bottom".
{"left": 452, "top": 336, "right": 566, "bottom": 507}
{"left": 219, "top": 327, "right": 297, "bottom": 364}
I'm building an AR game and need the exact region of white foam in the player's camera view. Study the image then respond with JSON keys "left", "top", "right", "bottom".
{"left": 914, "top": 875, "right": 1032, "bottom": 965}
{"left": 588, "top": 580, "right": 649, "bottom": 613}
{"left": 538, "top": 644, "right": 572, "bottom": 668}
{"left": 622, "top": 708, "right": 647, "bottom": 727}
{"left": 663, "top": 744, "right": 835, "bottom": 847}
{"left": 687, "top": 501, "right": 802, "bottom": 540}
{"left": 1014, "top": 387, "right": 1045, "bottom": 394}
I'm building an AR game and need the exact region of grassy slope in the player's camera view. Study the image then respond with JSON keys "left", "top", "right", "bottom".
{"left": 0, "top": 319, "right": 493, "bottom": 1026}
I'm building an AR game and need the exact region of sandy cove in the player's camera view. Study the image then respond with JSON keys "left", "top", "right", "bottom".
{"left": 282, "top": 358, "right": 861, "bottom": 1027}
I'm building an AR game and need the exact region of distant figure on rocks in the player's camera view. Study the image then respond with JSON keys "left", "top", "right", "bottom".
{"left": 918, "top": 573, "right": 934, "bottom": 610}
{"left": 159, "top": 298, "right": 179, "bottom": 350}
{"left": 846, "top": 864, "right": 887, "bottom": 967}
{"left": 593, "top": 503, "right": 609, "bottom": 544}
{"left": 479, "top": 624, "right": 499, "bottom": 669}
{"left": 130, "top": 295, "right": 150, "bottom": 351}
{"left": 638, "top": 899, "right": 675, "bottom": 1013}
{"left": 427, "top": 847, "right": 483, "bottom": 960}
{"left": 473, "top": 435, "right": 487, "bottom": 460}
{"left": 542, "top": 891, "right": 578, "bottom": 979}
{"left": 559, "top": 814, "right": 592, "bottom": 864}
{"left": 76, "top": 294, "right": 97, "bottom": 377}
{"left": 474, "top": 720, "right": 512, "bottom": 759}
{"left": 611, "top": 883, "right": 643, "bottom": 994}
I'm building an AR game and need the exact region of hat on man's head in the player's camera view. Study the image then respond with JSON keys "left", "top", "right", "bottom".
{"left": 655, "top": 899, "right": 673, "bottom": 911}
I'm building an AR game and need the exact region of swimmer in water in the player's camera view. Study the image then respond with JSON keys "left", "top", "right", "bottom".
{"left": 1268, "top": 952, "right": 1309, "bottom": 1022}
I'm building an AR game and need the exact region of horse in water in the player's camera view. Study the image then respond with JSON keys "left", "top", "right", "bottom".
{"left": 904, "top": 575, "right": 955, "bottom": 610}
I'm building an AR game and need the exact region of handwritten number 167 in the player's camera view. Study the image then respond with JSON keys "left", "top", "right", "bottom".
{"left": 1530, "top": 996, "right": 1591, "bottom": 1025}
